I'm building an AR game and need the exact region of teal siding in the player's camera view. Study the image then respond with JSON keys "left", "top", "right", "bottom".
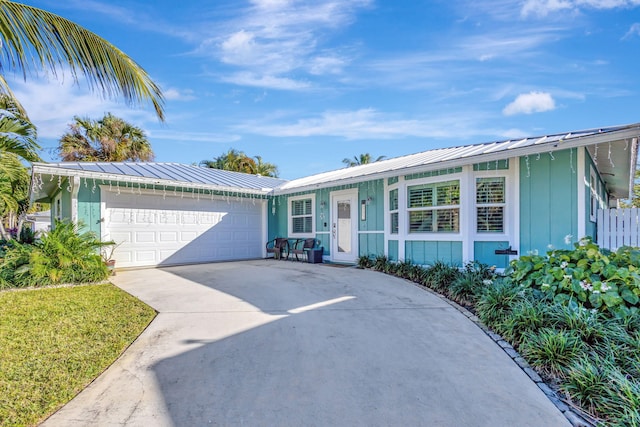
{"left": 269, "top": 179, "right": 385, "bottom": 258}
{"left": 474, "top": 241, "right": 509, "bottom": 268}
{"left": 358, "top": 233, "right": 384, "bottom": 257}
{"left": 584, "top": 149, "right": 608, "bottom": 240}
{"left": 388, "top": 240, "right": 399, "bottom": 261}
{"left": 77, "top": 186, "right": 101, "bottom": 236}
{"left": 405, "top": 241, "right": 462, "bottom": 265}
{"left": 358, "top": 180, "right": 384, "bottom": 232}
{"left": 520, "top": 148, "right": 578, "bottom": 255}
{"left": 268, "top": 195, "right": 289, "bottom": 240}
{"left": 473, "top": 159, "right": 509, "bottom": 171}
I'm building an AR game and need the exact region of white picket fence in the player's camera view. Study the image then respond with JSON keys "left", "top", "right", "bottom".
{"left": 597, "top": 208, "right": 640, "bottom": 250}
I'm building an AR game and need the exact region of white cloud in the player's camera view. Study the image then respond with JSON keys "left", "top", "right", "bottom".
{"left": 220, "top": 72, "right": 310, "bottom": 90}
{"left": 163, "top": 88, "right": 196, "bottom": 101}
{"left": 503, "top": 92, "right": 556, "bottom": 116}
{"left": 623, "top": 23, "right": 640, "bottom": 39}
{"left": 147, "top": 129, "right": 240, "bottom": 143}
{"left": 10, "top": 77, "right": 156, "bottom": 139}
{"left": 522, "top": 0, "right": 640, "bottom": 16}
{"left": 196, "top": 0, "right": 372, "bottom": 89}
{"left": 236, "top": 108, "right": 521, "bottom": 140}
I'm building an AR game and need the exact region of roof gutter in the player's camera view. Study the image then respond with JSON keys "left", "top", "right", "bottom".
{"left": 273, "top": 126, "right": 640, "bottom": 195}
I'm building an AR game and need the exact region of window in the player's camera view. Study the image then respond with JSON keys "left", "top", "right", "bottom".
{"left": 389, "top": 188, "right": 398, "bottom": 234}
{"left": 290, "top": 197, "right": 313, "bottom": 234}
{"left": 476, "top": 177, "right": 505, "bottom": 233}
{"left": 407, "top": 180, "right": 460, "bottom": 233}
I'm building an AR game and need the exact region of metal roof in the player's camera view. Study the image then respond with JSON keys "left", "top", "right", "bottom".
{"left": 30, "top": 123, "right": 640, "bottom": 200}
{"left": 277, "top": 123, "right": 640, "bottom": 195}
{"left": 31, "top": 162, "right": 287, "bottom": 195}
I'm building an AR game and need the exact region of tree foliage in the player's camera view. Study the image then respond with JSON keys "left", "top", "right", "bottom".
{"left": 342, "top": 153, "right": 386, "bottom": 167}
{"left": 58, "top": 113, "right": 154, "bottom": 162}
{"left": 200, "top": 149, "right": 279, "bottom": 177}
{"left": 0, "top": 0, "right": 164, "bottom": 120}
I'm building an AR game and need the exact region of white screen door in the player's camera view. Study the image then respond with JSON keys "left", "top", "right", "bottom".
{"left": 331, "top": 189, "right": 358, "bottom": 263}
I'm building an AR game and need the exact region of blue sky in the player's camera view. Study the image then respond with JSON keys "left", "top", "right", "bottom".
{"left": 12, "top": 0, "right": 640, "bottom": 179}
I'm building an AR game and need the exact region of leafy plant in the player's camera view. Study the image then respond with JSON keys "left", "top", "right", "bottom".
{"left": 0, "top": 220, "right": 113, "bottom": 288}
{"left": 449, "top": 261, "right": 498, "bottom": 305}
{"left": 561, "top": 355, "right": 615, "bottom": 417}
{"left": 476, "top": 278, "right": 524, "bottom": 326}
{"left": 506, "top": 237, "right": 640, "bottom": 318}
{"left": 519, "top": 328, "right": 586, "bottom": 379}
{"left": 357, "top": 254, "right": 374, "bottom": 269}
{"left": 422, "top": 261, "right": 460, "bottom": 293}
{"left": 500, "top": 299, "right": 550, "bottom": 347}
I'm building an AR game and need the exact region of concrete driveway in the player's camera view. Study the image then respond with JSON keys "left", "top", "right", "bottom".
{"left": 42, "top": 260, "right": 569, "bottom": 426}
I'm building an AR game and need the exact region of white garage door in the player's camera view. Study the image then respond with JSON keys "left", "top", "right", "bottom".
{"left": 102, "top": 189, "right": 265, "bottom": 268}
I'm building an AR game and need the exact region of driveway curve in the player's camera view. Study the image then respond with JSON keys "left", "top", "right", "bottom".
{"left": 43, "top": 260, "right": 569, "bottom": 426}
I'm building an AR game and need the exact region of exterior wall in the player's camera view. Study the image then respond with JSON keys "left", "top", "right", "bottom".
{"left": 383, "top": 161, "right": 518, "bottom": 266}
{"left": 584, "top": 148, "right": 609, "bottom": 240}
{"left": 78, "top": 185, "right": 101, "bottom": 236}
{"left": 519, "top": 148, "right": 578, "bottom": 255}
{"left": 268, "top": 180, "right": 385, "bottom": 259}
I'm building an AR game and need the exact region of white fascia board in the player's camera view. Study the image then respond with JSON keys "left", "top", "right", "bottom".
{"left": 273, "top": 127, "right": 640, "bottom": 196}
{"left": 31, "top": 164, "right": 272, "bottom": 197}
{"left": 629, "top": 138, "right": 639, "bottom": 200}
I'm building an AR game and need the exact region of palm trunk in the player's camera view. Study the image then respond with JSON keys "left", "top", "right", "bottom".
{"left": 0, "top": 218, "right": 10, "bottom": 241}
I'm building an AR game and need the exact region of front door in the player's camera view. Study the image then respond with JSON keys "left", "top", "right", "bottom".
{"left": 331, "top": 189, "right": 358, "bottom": 263}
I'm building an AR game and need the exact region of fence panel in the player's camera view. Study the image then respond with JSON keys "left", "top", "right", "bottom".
{"left": 597, "top": 208, "right": 640, "bottom": 250}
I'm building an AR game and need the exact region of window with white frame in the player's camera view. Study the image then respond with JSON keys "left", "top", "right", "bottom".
{"left": 589, "top": 168, "right": 597, "bottom": 222}
{"left": 407, "top": 180, "right": 460, "bottom": 233}
{"left": 476, "top": 177, "right": 505, "bottom": 233}
{"left": 290, "top": 197, "right": 314, "bottom": 235}
{"left": 389, "top": 188, "right": 399, "bottom": 234}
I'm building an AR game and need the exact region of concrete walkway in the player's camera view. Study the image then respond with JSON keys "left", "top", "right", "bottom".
{"left": 42, "top": 260, "right": 569, "bottom": 426}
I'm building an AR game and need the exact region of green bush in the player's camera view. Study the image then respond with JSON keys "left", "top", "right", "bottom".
{"left": 422, "top": 261, "right": 460, "bottom": 293}
{"left": 0, "top": 220, "right": 113, "bottom": 288}
{"left": 476, "top": 278, "right": 524, "bottom": 327}
{"left": 449, "top": 261, "right": 497, "bottom": 305}
{"left": 507, "top": 238, "right": 640, "bottom": 318}
{"left": 561, "top": 355, "right": 615, "bottom": 417}
{"left": 500, "top": 299, "right": 550, "bottom": 347}
{"left": 519, "top": 328, "right": 586, "bottom": 379}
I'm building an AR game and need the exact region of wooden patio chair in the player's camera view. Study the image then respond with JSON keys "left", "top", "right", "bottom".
{"left": 292, "top": 238, "right": 318, "bottom": 262}
{"left": 266, "top": 237, "right": 290, "bottom": 260}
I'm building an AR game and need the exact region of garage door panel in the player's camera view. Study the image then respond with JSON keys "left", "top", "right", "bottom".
{"left": 103, "top": 190, "right": 264, "bottom": 268}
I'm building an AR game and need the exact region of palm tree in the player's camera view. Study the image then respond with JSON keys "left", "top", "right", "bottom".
{"left": 0, "top": 153, "right": 30, "bottom": 240}
{"left": 342, "top": 153, "right": 386, "bottom": 167}
{"left": 0, "top": 94, "right": 40, "bottom": 162}
{"left": 0, "top": 1, "right": 164, "bottom": 121}
{"left": 254, "top": 155, "right": 279, "bottom": 178}
{"left": 58, "top": 113, "right": 154, "bottom": 162}
{"left": 200, "top": 149, "right": 279, "bottom": 177}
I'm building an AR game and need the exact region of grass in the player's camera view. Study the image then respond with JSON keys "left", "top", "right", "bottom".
{"left": 0, "top": 284, "right": 156, "bottom": 426}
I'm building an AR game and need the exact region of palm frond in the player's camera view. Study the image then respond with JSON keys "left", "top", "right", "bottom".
{"left": 0, "top": 1, "right": 165, "bottom": 121}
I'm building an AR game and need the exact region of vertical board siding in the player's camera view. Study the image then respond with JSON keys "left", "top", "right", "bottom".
{"left": 358, "top": 180, "right": 384, "bottom": 231}
{"left": 77, "top": 186, "right": 101, "bottom": 236}
{"left": 388, "top": 240, "right": 399, "bottom": 261}
{"left": 473, "top": 241, "right": 510, "bottom": 268}
{"left": 405, "top": 241, "right": 462, "bottom": 265}
{"left": 597, "top": 208, "right": 640, "bottom": 250}
{"left": 520, "top": 148, "right": 578, "bottom": 255}
{"left": 358, "top": 233, "right": 384, "bottom": 257}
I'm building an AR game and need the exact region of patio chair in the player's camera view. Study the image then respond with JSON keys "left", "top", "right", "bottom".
{"left": 292, "top": 238, "right": 319, "bottom": 262}
{"left": 266, "top": 237, "right": 290, "bottom": 260}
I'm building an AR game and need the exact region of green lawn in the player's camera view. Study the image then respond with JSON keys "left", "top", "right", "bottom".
{"left": 0, "top": 284, "right": 156, "bottom": 426}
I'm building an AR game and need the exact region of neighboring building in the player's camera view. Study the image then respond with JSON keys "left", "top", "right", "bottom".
{"left": 25, "top": 210, "right": 51, "bottom": 234}
{"left": 30, "top": 123, "right": 639, "bottom": 269}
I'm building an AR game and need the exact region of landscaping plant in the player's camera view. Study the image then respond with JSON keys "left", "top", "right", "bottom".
{"left": 0, "top": 220, "right": 114, "bottom": 288}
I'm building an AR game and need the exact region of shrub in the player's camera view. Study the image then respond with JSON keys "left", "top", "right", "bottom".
{"left": 500, "top": 299, "right": 551, "bottom": 347}
{"left": 357, "top": 254, "right": 374, "bottom": 269}
{"left": 519, "top": 328, "right": 586, "bottom": 379}
{"left": 603, "top": 370, "right": 640, "bottom": 425}
{"left": 0, "top": 220, "right": 113, "bottom": 288}
{"left": 449, "top": 261, "right": 497, "bottom": 305}
{"left": 561, "top": 355, "right": 616, "bottom": 417}
{"left": 507, "top": 238, "right": 640, "bottom": 318}
{"left": 476, "top": 278, "right": 524, "bottom": 327}
{"left": 548, "top": 305, "right": 611, "bottom": 347}
{"left": 422, "top": 261, "right": 460, "bottom": 293}
{"left": 372, "top": 255, "right": 388, "bottom": 272}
